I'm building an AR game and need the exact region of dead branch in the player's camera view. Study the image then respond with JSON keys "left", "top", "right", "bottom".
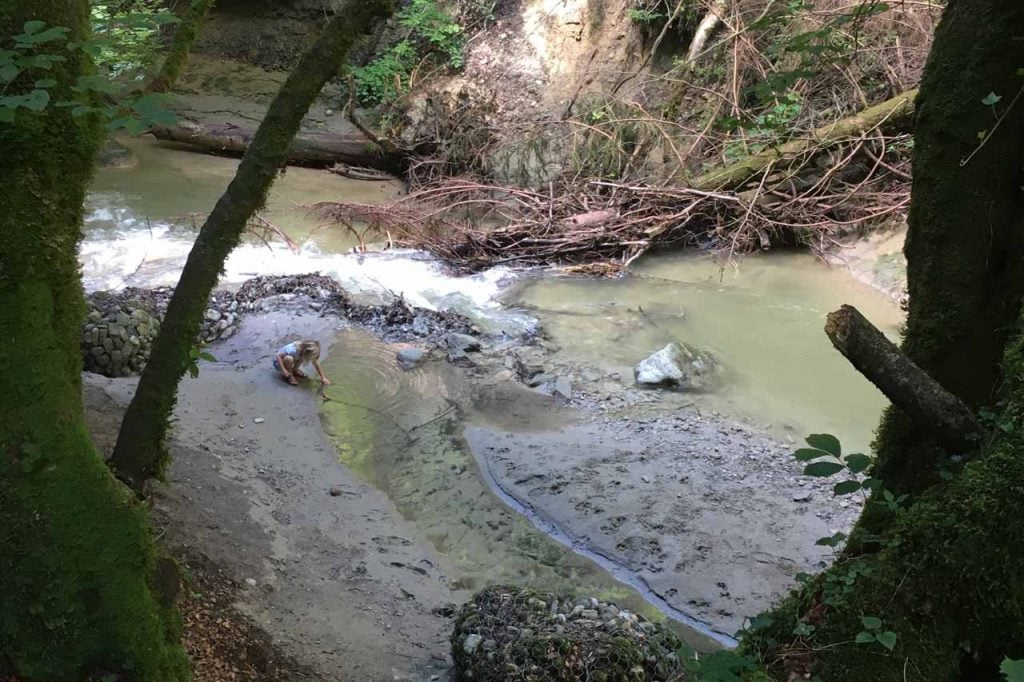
{"left": 687, "top": 0, "right": 730, "bottom": 64}
{"left": 694, "top": 89, "right": 918, "bottom": 191}
{"left": 825, "top": 305, "right": 984, "bottom": 454}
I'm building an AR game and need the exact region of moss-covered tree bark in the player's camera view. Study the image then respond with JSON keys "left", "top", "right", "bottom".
{"left": 747, "top": 1, "right": 1024, "bottom": 679}
{"left": 146, "top": 0, "right": 216, "bottom": 94}
{"left": 0, "top": 2, "right": 189, "bottom": 679}
{"left": 110, "top": 0, "right": 396, "bottom": 492}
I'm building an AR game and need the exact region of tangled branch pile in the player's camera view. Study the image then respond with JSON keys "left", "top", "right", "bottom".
{"left": 312, "top": 0, "right": 939, "bottom": 273}
{"left": 313, "top": 112, "right": 913, "bottom": 273}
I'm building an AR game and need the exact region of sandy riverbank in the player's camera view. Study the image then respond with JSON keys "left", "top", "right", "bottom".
{"left": 82, "top": 291, "right": 866, "bottom": 678}
{"left": 85, "top": 311, "right": 459, "bottom": 681}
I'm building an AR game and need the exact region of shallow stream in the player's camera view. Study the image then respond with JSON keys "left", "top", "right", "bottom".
{"left": 87, "top": 139, "right": 902, "bottom": 645}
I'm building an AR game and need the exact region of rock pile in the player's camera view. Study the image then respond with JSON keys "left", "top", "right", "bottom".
{"left": 452, "top": 586, "right": 684, "bottom": 681}
{"left": 81, "top": 274, "right": 483, "bottom": 378}
{"left": 82, "top": 288, "right": 244, "bottom": 377}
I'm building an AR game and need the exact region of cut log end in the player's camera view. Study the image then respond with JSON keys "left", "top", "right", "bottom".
{"left": 824, "top": 304, "right": 985, "bottom": 455}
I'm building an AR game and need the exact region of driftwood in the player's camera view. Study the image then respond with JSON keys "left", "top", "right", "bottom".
{"left": 825, "top": 305, "right": 984, "bottom": 454}
{"left": 149, "top": 120, "right": 405, "bottom": 172}
{"left": 694, "top": 89, "right": 918, "bottom": 191}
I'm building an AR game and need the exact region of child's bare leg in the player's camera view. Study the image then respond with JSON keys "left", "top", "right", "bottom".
{"left": 281, "top": 356, "right": 299, "bottom": 385}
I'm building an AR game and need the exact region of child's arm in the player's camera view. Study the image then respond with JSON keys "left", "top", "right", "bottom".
{"left": 313, "top": 359, "right": 330, "bottom": 385}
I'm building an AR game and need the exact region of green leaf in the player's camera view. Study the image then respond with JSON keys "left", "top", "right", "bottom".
{"left": 198, "top": 352, "right": 216, "bottom": 363}
{"left": 815, "top": 532, "right": 846, "bottom": 547}
{"left": 844, "top": 453, "right": 871, "bottom": 474}
{"left": 794, "top": 448, "right": 830, "bottom": 461}
{"left": 22, "top": 20, "right": 46, "bottom": 35}
{"left": 803, "top": 461, "right": 844, "bottom": 477}
{"left": 982, "top": 92, "right": 1003, "bottom": 106}
{"left": 861, "top": 616, "right": 882, "bottom": 630}
{"left": 876, "top": 631, "right": 897, "bottom": 651}
{"left": 806, "top": 433, "right": 841, "bottom": 457}
{"left": 862, "top": 477, "right": 882, "bottom": 491}
{"left": 0, "top": 63, "right": 19, "bottom": 82}
{"left": 23, "top": 89, "right": 49, "bottom": 112}
{"left": 747, "top": 615, "right": 774, "bottom": 631}
{"left": 188, "top": 365, "right": 199, "bottom": 379}
{"left": 855, "top": 631, "right": 876, "bottom": 644}
{"left": 1000, "top": 657, "right": 1024, "bottom": 682}
{"left": 34, "top": 78, "right": 56, "bottom": 88}
{"left": 833, "top": 480, "right": 861, "bottom": 496}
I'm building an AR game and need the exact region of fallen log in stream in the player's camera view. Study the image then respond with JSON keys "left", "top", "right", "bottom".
{"left": 149, "top": 120, "right": 407, "bottom": 173}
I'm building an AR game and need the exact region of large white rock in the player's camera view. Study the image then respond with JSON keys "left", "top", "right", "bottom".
{"left": 634, "top": 341, "right": 716, "bottom": 389}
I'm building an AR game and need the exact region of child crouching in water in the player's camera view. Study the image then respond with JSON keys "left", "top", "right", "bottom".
{"left": 274, "top": 339, "right": 331, "bottom": 386}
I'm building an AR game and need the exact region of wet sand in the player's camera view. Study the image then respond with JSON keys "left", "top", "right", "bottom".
{"left": 85, "top": 313, "right": 458, "bottom": 681}
{"left": 464, "top": 385, "right": 863, "bottom": 637}
{"left": 83, "top": 306, "right": 866, "bottom": 677}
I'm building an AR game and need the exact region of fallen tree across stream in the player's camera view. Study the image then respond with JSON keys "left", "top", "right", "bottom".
{"left": 149, "top": 120, "right": 407, "bottom": 173}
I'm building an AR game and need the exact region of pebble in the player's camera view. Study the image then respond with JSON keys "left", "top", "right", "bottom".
{"left": 462, "top": 633, "right": 483, "bottom": 655}
{"left": 244, "top": 578, "right": 257, "bottom": 587}
{"left": 253, "top": 417, "right": 265, "bottom": 424}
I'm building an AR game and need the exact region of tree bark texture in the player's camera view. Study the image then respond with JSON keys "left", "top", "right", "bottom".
{"left": 748, "top": 2, "right": 1024, "bottom": 679}
{"left": 692, "top": 89, "right": 917, "bottom": 192}
{"left": 0, "top": 1, "right": 188, "bottom": 678}
{"left": 872, "top": 0, "right": 1024, "bottom": 494}
{"left": 825, "top": 305, "right": 983, "bottom": 454}
{"left": 745, "top": 316, "right": 1024, "bottom": 681}
{"left": 147, "top": 0, "right": 216, "bottom": 94}
{"left": 151, "top": 119, "right": 404, "bottom": 172}
{"left": 110, "top": 0, "right": 397, "bottom": 492}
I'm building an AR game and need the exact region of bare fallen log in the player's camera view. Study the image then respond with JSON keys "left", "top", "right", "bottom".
{"left": 694, "top": 89, "right": 918, "bottom": 191}
{"left": 149, "top": 120, "right": 405, "bottom": 172}
{"left": 825, "top": 305, "right": 984, "bottom": 454}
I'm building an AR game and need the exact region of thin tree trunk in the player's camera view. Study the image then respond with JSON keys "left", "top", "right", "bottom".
{"left": 0, "top": 1, "right": 188, "bottom": 678}
{"left": 110, "top": 1, "right": 396, "bottom": 492}
{"left": 147, "top": 0, "right": 216, "bottom": 94}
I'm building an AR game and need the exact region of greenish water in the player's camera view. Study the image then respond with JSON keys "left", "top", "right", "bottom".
{"left": 90, "top": 137, "right": 404, "bottom": 252}
{"left": 317, "top": 329, "right": 717, "bottom": 648}
{"left": 506, "top": 252, "right": 903, "bottom": 455}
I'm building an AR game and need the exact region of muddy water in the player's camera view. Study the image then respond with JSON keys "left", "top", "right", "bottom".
{"left": 318, "top": 330, "right": 722, "bottom": 648}
{"left": 506, "top": 253, "right": 903, "bottom": 454}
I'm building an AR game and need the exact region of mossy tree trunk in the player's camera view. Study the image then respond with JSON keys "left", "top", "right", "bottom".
{"left": 109, "top": 0, "right": 396, "bottom": 492}
{"left": 869, "top": 0, "right": 1024, "bottom": 497}
{"left": 147, "top": 0, "right": 216, "bottom": 94}
{"left": 747, "top": 2, "right": 1024, "bottom": 680}
{"left": 0, "top": 1, "right": 189, "bottom": 679}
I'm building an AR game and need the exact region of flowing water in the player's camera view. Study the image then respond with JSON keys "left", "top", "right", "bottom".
{"left": 84, "top": 138, "right": 519, "bottom": 324}
{"left": 86, "top": 141, "right": 903, "bottom": 646}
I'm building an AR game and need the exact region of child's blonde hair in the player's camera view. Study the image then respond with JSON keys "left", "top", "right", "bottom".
{"left": 296, "top": 340, "right": 321, "bottom": 362}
